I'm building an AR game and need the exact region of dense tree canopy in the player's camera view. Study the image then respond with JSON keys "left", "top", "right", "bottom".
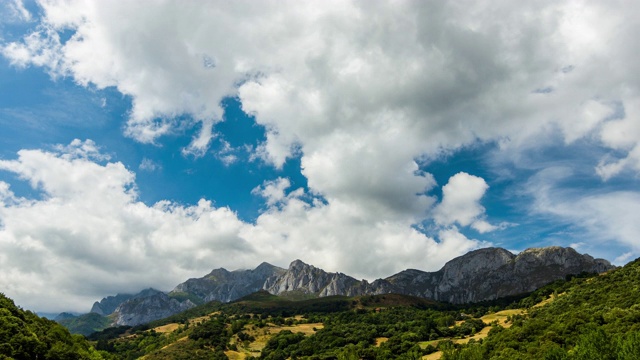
{"left": 0, "top": 293, "right": 108, "bottom": 359}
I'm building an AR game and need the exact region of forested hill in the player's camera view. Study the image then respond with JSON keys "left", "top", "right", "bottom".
{"left": 444, "top": 257, "right": 640, "bottom": 359}
{"left": 0, "top": 293, "right": 107, "bottom": 359}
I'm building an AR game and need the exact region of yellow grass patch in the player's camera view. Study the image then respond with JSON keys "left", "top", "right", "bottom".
{"left": 189, "top": 311, "right": 221, "bottom": 326}
{"left": 153, "top": 323, "right": 181, "bottom": 333}
{"left": 420, "top": 308, "right": 530, "bottom": 359}
{"left": 480, "top": 309, "right": 523, "bottom": 328}
{"left": 533, "top": 293, "right": 565, "bottom": 308}
{"left": 454, "top": 326, "right": 492, "bottom": 344}
{"left": 423, "top": 351, "right": 443, "bottom": 360}
{"left": 279, "top": 323, "right": 323, "bottom": 335}
{"left": 225, "top": 350, "right": 247, "bottom": 360}
{"left": 233, "top": 321, "right": 324, "bottom": 356}
{"left": 375, "top": 337, "right": 389, "bottom": 347}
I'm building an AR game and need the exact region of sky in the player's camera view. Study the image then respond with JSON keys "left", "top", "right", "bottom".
{"left": 0, "top": 0, "right": 639, "bottom": 313}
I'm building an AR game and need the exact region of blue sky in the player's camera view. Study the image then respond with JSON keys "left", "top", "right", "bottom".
{"left": 1, "top": 0, "right": 639, "bottom": 313}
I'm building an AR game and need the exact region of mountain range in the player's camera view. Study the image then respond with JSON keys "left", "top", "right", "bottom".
{"left": 60, "top": 246, "right": 613, "bottom": 331}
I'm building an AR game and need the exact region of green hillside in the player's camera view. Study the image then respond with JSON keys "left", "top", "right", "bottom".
{"left": 443, "top": 258, "right": 640, "bottom": 359}
{"left": 0, "top": 293, "right": 109, "bottom": 359}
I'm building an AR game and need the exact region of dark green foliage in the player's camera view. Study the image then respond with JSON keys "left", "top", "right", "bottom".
{"left": 0, "top": 293, "right": 107, "bottom": 359}
{"left": 190, "top": 317, "right": 230, "bottom": 350}
{"left": 260, "top": 330, "right": 305, "bottom": 359}
{"left": 227, "top": 294, "right": 354, "bottom": 317}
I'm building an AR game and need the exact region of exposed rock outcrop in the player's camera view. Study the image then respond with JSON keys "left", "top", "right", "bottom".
{"left": 90, "top": 293, "right": 134, "bottom": 315}
{"left": 263, "top": 259, "right": 372, "bottom": 297}
{"left": 171, "top": 262, "right": 286, "bottom": 303}
{"left": 385, "top": 246, "right": 614, "bottom": 303}
{"left": 111, "top": 289, "right": 195, "bottom": 326}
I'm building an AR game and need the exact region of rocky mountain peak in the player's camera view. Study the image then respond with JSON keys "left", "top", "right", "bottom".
{"left": 134, "top": 288, "right": 163, "bottom": 298}
{"left": 441, "top": 247, "right": 515, "bottom": 279}
{"left": 288, "top": 259, "right": 311, "bottom": 271}
{"left": 263, "top": 259, "right": 365, "bottom": 297}
{"left": 112, "top": 291, "right": 194, "bottom": 326}
{"left": 255, "top": 261, "right": 277, "bottom": 271}
{"left": 90, "top": 293, "right": 135, "bottom": 315}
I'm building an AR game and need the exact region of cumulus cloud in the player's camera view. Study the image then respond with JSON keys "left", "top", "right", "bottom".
{"left": 3, "top": 1, "right": 639, "bottom": 221}
{"left": 433, "top": 172, "right": 496, "bottom": 233}
{"left": 3, "top": 1, "right": 640, "bottom": 177}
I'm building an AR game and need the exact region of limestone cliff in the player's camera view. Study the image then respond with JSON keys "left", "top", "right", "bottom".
{"left": 111, "top": 289, "right": 195, "bottom": 326}
{"left": 90, "top": 293, "right": 134, "bottom": 315}
{"left": 170, "top": 262, "right": 286, "bottom": 303}
{"left": 263, "top": 259, "right": 373, "bottom": 297}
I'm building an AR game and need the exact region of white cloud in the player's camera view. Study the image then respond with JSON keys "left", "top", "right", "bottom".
{"left": 596, "top": 100, "right": 640, "bottom": 180}
{"left": 139, "top": 158, "right": 161, "bottom": 172}
{"left": 3, "top": 1, "right": 640, "bottom": 181}
{"left": 2, "top": 0, "right": 32, "bottom": 22}
{"left": 252, "top": 177, "right": 291, "bottom": 207}
{"left": 215, "top": 139, "right": 239, "bottom": 166}
{"left": 0, "top": 143, "right": 252, "bottom": 311}
{"left": 433, "top": 172, "right": 497, "bottom": 232}
{"left": 2, "top": 2, "right": 639, "bottom": 229}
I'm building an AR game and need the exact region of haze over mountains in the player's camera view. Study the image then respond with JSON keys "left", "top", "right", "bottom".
{"left": 75, "top": 246, "right": 613, "bottom": 327}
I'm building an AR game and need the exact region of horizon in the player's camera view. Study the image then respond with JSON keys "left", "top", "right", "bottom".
{"left": 1, "top": 0, "right": 639, "bottom": 313}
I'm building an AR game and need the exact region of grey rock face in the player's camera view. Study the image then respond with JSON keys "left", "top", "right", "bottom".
{"left": 385, "top": 246, "right": 615, "bottom": 303}
{"left": 263, "top": 260, "right": 370, "bottom": 297}
{"left": 90, "top": 293, "right": 134, "bottom": 315}
{"left": 171, "top": 262, "right": 287, "bottom": 303}
{"left": 112, "top": 289, "right": 195, "bottom": 326}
